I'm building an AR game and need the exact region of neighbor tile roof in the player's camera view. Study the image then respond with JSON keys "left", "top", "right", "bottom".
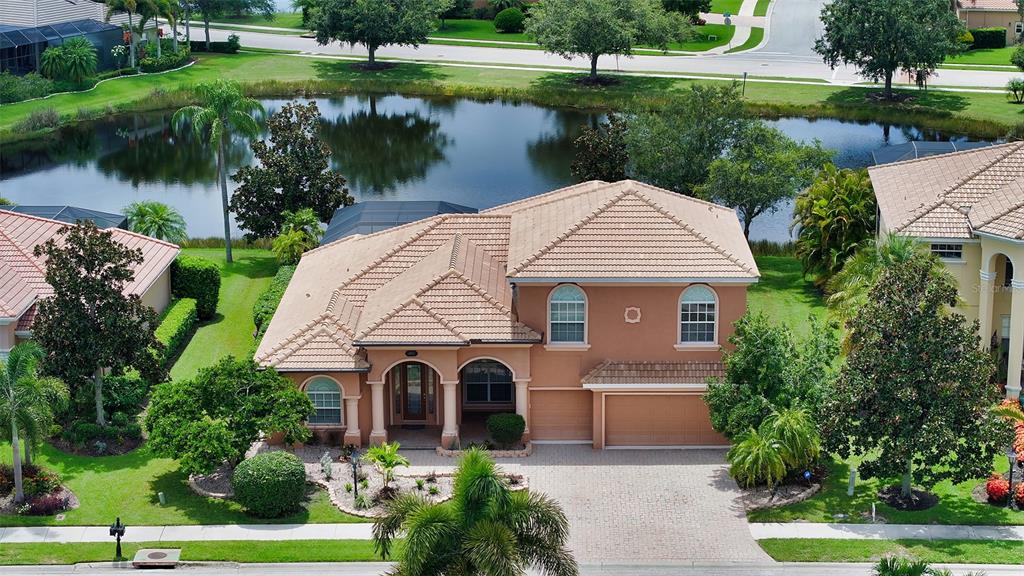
{"left": 255, "top": 180, "right": 758, "bottom": 371}
{"left": 869, "top": 142, "right": 1024, "bottom": 240}
{"left": 0, "top": 210, "right": 179, "bottom": 329}
{"left": 958, "top": 0, "right": 1017, "bottom": 10}
{"left": 581, "top": 360, "right": 725, "bottom": 386}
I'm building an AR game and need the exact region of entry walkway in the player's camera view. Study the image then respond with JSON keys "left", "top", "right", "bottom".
{"left": 749, "top": 522, "right": 1024, "bottom": 541}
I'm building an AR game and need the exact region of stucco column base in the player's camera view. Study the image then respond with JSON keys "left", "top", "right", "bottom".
{"left": 1007, "top": 385, "right": 1022, "bottom": 401}
{"left": 441, "top": 432, "right": 459, "bottom": 450}
{"left": 343, "top": 431, "right": 362, "bottom": 447}
{"left": 369, "top": 430, "right": 388, "bottom": 445}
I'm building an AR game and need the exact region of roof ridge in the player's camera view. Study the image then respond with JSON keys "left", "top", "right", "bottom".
{"left": 0, "top": 224, "right": 47, "bottom": 282}
{"left": 632, "top": 190, "right": 757, "bottom": 276}
{"left": 0, "top": 209, "right": 179, "bottom": 250}
{"left": 480, "top": 180, "right": 608, "bottom": 214}
{"left": 356, "top": 298, "right": 466, "bottom": 342}
{"left": 255, "top": 312, "right": 341, "bottom": 362}
{"left": 509, "top": 189, "right": 631, "bottom": 275}
{"left": 628, "top": 180, "right": 734, "bottom": 215}
{"left": 971, "top": 192, "right": 1024, "bottom": 230}
{"left": 870, "top": 140, "right": 1019, "bottom": 172}
{"left": 890, "top": 142, "right": 1024, "bottom": 233}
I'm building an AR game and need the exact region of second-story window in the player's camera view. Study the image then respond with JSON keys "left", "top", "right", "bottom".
{"left": 679, "top": 285, "right": 717, "bottom": 344}
{"left": 549, "top": 284, "right": 586, "bottom": 343}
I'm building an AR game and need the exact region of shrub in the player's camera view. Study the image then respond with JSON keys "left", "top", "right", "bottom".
{"left": 103, "top": 372, "right": 149, "bottom": 415}
{"left": 494, "top": 8, "right": 526, "bottom": 33}
{"left": 354, "top": 493, "right": 370, "bottom": 510}
{"left": 1014, "top": 45, "right": 1024, "bottom": 73}
{"left": 727, "top": 428, "right": 786, "bottom": 488}
{"left": 344, "top": 482, "right": 353, "bottom": 493}
{"left": 253, "top": 265, "right": 295, "bottom": 339}
{"left": 1016, "top": 479, "right": 1024, "bottom": 503}
{"left": 63, "top": 421, "right": 105, "bottom": 446}
{"left": 428, "top": 485, "right": 440, "bottom": 496}
{"left": 970, "top": 27, "right": 1006, "bottom": 49}
{"left": 171, "top": 255, "right": 221, "bottom": 320}
{"left": 486, "top": 413, "right": 526, "bottom": 448}
{"left": 985, "top": 473, "right": 1010, "bottom": 503}
{"left": 0, "top": 71, "right": 54, "bottom": 104}
{"left": 14, "top": 108, "right": 60, "bottom": 132}
{"left": 22, "top": 468, "right": 61, "bottom": 498}
{"left": 232, "top": 451, "right": 307, "bottom": 518}
{"left": 140, "top": 47, "right": 191, "bottom": 73}
{"left": 190, "top": 34, "right": 241, "bottom": 54}
{"left": 40, "top": 37, "right": 98, "bottom": 83}
{"left": 23, "top": 493, "right": 70, "bottom": 516}
{"left": 415, "top": 478, "right": 425, "bottom": 490}
{"left": 363, "top": 442, "right": 410, "bottom": 489}
{"left": 761, "top": 407, "right": 820, "bottom": 470}
{"left": 154, "top": 298, "right": 198, "bottom": 367}
{"left": 1009, "top": 78, "right": 1024, "bottom": 104}
{"left": 957, "top": 29, "right": 974, "bottom": 47}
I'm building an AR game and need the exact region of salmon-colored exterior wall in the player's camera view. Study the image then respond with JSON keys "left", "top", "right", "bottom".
{"left": 277, "top": 282, "right": 747, "bottom": 449}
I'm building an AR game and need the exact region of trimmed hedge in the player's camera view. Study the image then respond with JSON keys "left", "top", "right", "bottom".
{"left": 140, "top": 48, "right": 191, "bottom": 73}
{"left": 171, "top": 255, "right": 221, "bottom": 320}
{"left": 494, "top": 8, "right": 525, "bottom": 33}
{"left": 154, "top": 298, "right": 198, "bottom": 367}
{"left": 253, "top": 265, "right": 295, "bottom": 341}
{"left": 0, "top": 71, "right": 54, "bottom": 104}
{"left": 487, "top": 413, "right": 526, "bottom": 448}
{"left": 232, "top": 451, "right": 307, "bottom": 518}
{"left": 970, "top": 27, "right": 1006, "bottom": 49}
{"left": 190, "top": 34, "right": 240, "bottom": 54}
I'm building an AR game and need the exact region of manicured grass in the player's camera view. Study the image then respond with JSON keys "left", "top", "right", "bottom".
{"left": 432, "top": 18, "right": 530, "bottom": 43}
{"left": 753, "top": 0, "right": 772, "bottom": 17}
{"left": 747, "top": 256, "right": 829, "bottom": 338}
{"left": 945, "top": 46, "right": 1015, "bottom": 67}
{"left": 760, "top": 538, "right": 1024, "bottom": 564}
{"left": 682, "top": 24, "right": 734, "bottom": 51}
{"left": 218, "top": 11, "right": 306, "bottom": 29}
{"left": 749, "top": 456, "right": 1024, "bottom": 526}
{"left": 710, "top": 0, "right": 743, "bottom": 14}
{"left": 0, "top": 539, "right": 392, "bottom": 565}
{"left": 169, "top": 248, "right": 278, "bottom": 382}
{"left": 0, "top": 442, "right": 361, "bottom": 526}
{"left": 726, "top": 26, "right": 764, "bottom": 53}
{"left": 1, "top": 51, "right": 1018, "bottom": 145}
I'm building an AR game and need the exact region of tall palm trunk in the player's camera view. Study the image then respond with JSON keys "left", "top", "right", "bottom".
{"left": 23, "top": 440, "right": 32, "bottom": 467}
{"left": 172, "top": 16, "right": 178, "bottom": 51}
{"left": 185, "top": 4, "right": 191, "bottom": 42}
{"left": 128, "top": 11, "right": 137, "bottom": 69}
{"left": 11, "top": 421, "right": 24, "bottom": 503}
{"left": 218, "top": 134, "right": 233, "bottom": 263}
{"left": 94, "top": 369, "right": 106, "bottom": 427}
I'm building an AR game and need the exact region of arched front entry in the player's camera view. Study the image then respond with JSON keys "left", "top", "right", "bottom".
{"left": 386, "top": 361, "right": 440, "bottom": 426}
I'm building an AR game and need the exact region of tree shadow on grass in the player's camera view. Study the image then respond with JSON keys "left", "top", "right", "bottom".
{"left": 529, "top": 71, "right": 693, "bottom": 101}
{"left": 309, "top": 59, "right": 450, "bottom": 84}
{"left": 149, "top": 470, "right": 316, "bottom": 525}
{"left": 822, "top": 87, "right": 970, "bottom": 116}
{"left": 220, "top": 255, "right": 278, "bottom": 281}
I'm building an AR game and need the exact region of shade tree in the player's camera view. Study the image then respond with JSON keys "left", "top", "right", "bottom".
{"left": 311, "top": 0, "right": 445, "bottom": 67}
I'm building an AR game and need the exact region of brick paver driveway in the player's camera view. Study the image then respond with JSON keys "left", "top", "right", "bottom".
{"left": 403, "top": 445, "right": 770, "bottom": 563}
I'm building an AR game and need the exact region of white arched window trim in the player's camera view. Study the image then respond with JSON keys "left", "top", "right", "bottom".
{"left": 545, "top": 284, "right": 590, "bottom": 351}
{"left": 675, "top": 284, "right": 720, "bottom": 351}
{"left": 302, "top": 375, "right": 344, "bottom": 426}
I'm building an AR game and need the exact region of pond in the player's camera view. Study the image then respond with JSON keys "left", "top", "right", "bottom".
{"left": 0, "top": 94, "right": 979, "bottom": 242}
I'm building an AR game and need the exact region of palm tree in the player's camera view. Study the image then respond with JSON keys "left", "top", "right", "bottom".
{"left": 0, "top": 343, "right": 68, "bottom": 504}
{"left": 172, "top": 80, "right": 263, "bottom": 263}
{"left": 374, "top": 448, "right": 578, "bottom": 576}
{"left": 363, "top": 441, "right": 410, "bottom": 490}
{"left": 123, "top": 200, "right": 188, "bottom": 243}
{"left": 102, "top": 0, "right": 142, "bottom": 69}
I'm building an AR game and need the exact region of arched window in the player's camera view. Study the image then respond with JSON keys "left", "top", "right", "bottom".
{"left": 462, "top": 360, "right": 514, "bottom": 405}
{"left": 548, "top": 284, "right": 586, "bottom": 344}
{"left": 679, "top": 285, "right": 717, "bottom": 344}
{"left": 306, "top": 377, "right": 342, "bottom": 425}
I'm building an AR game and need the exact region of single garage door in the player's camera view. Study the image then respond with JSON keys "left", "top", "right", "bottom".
{"left": 604, "top": 394, "right": 727, "bottom": 447}
{"left": 530, "top": 389, "right": 593, "bottom": 441}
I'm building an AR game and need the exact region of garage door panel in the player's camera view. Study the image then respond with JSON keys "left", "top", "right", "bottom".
{"left": 531, "top": 389, "right": 592, "bottom": 441}
{"left": 605, "top": 394, "right": 727, "bottom": 446}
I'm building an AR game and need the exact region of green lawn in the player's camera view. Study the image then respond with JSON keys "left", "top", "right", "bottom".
{"left": 753, "top": 0, "right": 772, "bottom": 17}
{"left": 749, "top": 455, "right": 1024, "bottom": 526}
{"left": 710, "top": 0, "right": 743, "bottom": 14}
{"left": 945, "top": 46, "right": 1015, "bottom": 67}
{"left": 218, "top": 11, "right": 306, "bottom": 29}
{"left": 0, "top": 539, "right": 392, "bottom": 565}
{"left": 432, "top": 18, "right": 530, "bottom": 43}
{"left": 1, "top": 50, "right": 1017, "bottom": 145}
{"left": 0, "top": 442, "right": 360, "bottom": 526}
{"left": 726, "top": 26, "right": 763, "bottom": 53}
{"left": 747, "top": 256, "right": 829, "bottom": 338}
{"left": 682, "top": 24, "right": 734, "bottom": 51}
{"left": 760, "top": 538, "right": 1024, "bottom": 564}
{"left": 169, "top": 248, "right": 277, "bottom": 382}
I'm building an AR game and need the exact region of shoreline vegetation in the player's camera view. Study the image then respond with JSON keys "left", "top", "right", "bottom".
{"left": 0, "top": 50, "right": 1017, "bottom": 146}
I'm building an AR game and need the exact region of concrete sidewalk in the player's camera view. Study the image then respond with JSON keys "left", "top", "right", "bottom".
{"left": 0, "top": 523, "right": 374, "bottom": 544}
{"left": 749, "top": 522, "right": 1024, "bottom": 541}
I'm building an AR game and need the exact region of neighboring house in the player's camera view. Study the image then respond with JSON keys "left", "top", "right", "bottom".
{"left": 869, "top": 141, "right": 1024, "bottom": 401}
{"left": 0, "top": 0, "right": 155, "bottom": 74}
{"left": 956, "top": 0, "right": 1021, "bottom": 45}
{"left": 255, "top": 180, "right": 760, "bottom": 449}
{"left": 0, "top": 209, "right": 179, "bottom": 358}
{"left": 5, "top": 205, "right": 128, "bottom": 229}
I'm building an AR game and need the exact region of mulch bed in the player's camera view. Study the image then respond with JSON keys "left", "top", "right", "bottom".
{"left": 877, "top": 485, "right": 939, "bottom": 511}
{"left": 49, "top": 436, "right": 141, "bottom": 457}
{"left": 572, "top": 75, "right": 622, "bottom": 87}
{"left": 0, "top": 486, "right": 79, "bottom": 517}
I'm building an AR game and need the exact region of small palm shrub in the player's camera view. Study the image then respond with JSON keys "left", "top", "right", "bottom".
{"left": 873, "top": 556, "right": 950, "bottom": 576}
{"left": 363, "top": 442, "right": 410, "bottom": 489}
{"left": 727, "top": 428, "right": 786, "bottom": 488}
{"left": 494, "top": 7, "right": 526, "bottom": 33}
{"left": 486, "top": 412, "right": 526, "bottom": 448}
{"left": 762, "top": 407, "right": 820, "bottom": 470}
{"left": 232, "top": 451, "right": 307, "bottom": 518}
{"left": 40, "top": 37, "right": 98, "bottom": 84}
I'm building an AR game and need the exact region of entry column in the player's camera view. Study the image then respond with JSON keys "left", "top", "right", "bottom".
{"left": 369, "top": 382, "right": 387, "bottom": 445}
{"left": 978, "top": 269, "right": 995, "bottom": 351}
{"left": 1007, "top": 279, "right": 1024, "bottom": 400}
{"left": 343, "top": 396, "right": 361, "bottom": 447}
{"left": 515, "top": 379, "right": 530, "bottom": 440}
{"left": 441, "top": 381, "right": 459, "bottom": 449}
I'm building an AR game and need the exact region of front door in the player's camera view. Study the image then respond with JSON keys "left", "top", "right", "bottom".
{"left": 402, "top": 363, "right": 427, "bottom": 421}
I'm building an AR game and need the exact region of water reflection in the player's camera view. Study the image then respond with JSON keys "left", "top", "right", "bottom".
{"left": 0, "top": 95, "right": 978, "bottom": 241}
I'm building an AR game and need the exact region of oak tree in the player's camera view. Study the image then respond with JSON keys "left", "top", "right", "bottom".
{"left": 311, "top": 0, "right": 444, "bottom": 66}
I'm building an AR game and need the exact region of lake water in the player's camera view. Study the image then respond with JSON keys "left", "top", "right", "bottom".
{"left": 0, "top": 94, "right": 977, "bottom": 242}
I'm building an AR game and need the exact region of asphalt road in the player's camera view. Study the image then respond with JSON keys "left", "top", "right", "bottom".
{"left": 2, "top": 562, "right": 1020, "bottom": 575}
{"left": 754, "top": 0, "right": 826, "bottom": 58}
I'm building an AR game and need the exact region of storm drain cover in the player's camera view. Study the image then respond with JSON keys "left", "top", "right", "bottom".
{"left": 132, "top": 548, "right": 181, "bottom": 568}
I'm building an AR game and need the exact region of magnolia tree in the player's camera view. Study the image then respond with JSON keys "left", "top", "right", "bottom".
{"left": 820, "top": 253, "right": 1010, "bottom": 503}
{"left": 527, "top": 0, "right": 690, "bottom": 81}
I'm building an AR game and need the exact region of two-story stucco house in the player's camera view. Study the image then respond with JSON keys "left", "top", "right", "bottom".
{"left": 0, "top": 209, "right": 179, "bottom": 358}
{"left": 254, "top": 180, "right": 760, "bottom": 449}
{"left": 869, "top": 141, "right": 1024, "bottom": 401}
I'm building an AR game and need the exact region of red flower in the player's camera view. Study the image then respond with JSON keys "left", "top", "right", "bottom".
{"left": 987, "top": 475, "right": 1010, "bottom": 503}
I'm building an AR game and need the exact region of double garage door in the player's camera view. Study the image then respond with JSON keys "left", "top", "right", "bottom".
{"left": 603, "top": 394, "right": 727, "bottom": 447}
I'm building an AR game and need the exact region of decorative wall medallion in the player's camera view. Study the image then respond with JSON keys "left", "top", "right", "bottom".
{"left": 624, "top": 306, "right": 642, "bottom": 324}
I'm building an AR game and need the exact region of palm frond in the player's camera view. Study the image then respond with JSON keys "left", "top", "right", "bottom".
{"left": 462, "top": 520, "right": 521, "bottom": 576}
